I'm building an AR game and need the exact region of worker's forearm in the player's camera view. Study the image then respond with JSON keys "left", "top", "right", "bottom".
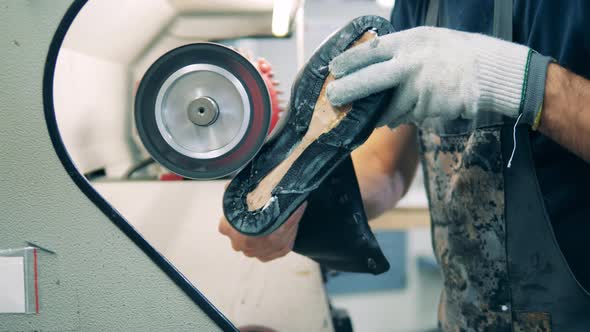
{"left": 352, "top": 125, "right": 419, "bottom": 219}
{"left": 357, "top": 168, "right": 405, "bottom": 220}
{"left": 538, "top": 64, "right": 590, "bottom": 162}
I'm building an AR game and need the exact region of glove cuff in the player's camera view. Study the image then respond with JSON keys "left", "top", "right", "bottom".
{"left": 521, "top": 52, "right": 553, "bottom": 130}
{"left": 474, "top": 37, "right": 531, "bottom": 118}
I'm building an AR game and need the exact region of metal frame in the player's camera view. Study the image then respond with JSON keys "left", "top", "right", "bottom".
{"left": 42, "top": 1, "right": 238, "bottom": 330}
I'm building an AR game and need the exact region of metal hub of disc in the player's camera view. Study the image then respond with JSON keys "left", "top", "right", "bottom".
{"left": 187, "top": 96, "right": 219, "bottom": 126}
{"left": 155, "top": 64, "right": 250, "bottom": 159}
{"left": 135, "top": 43, "right": 272, "bottom": 179}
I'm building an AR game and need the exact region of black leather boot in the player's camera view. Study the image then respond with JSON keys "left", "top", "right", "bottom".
{"left": 223, "top": 15, "right": 394, "bottom": 274}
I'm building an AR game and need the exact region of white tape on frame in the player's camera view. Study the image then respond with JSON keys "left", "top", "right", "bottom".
{"left": 0, "top": 256, "right": 26, "bottom": 313}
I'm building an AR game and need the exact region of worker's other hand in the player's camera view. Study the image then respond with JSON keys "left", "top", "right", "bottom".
{"left": 327, "top": 26, "right": 536, "bottom": 128}
{"left": 218, "top": 203, "right": 307, "bottom": 262}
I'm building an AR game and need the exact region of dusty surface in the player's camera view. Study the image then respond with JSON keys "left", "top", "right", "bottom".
{"left": 247, "top": 31, "right": 376, "bottom": 211}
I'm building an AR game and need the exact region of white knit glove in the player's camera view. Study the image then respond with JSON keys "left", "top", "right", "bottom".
{"left": 327, "top": 26, "right": 551, "bottom": 129}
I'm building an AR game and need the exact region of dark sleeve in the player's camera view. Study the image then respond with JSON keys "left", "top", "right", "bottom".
{"left": 390, "top": 0, "right": 430, "bottom": 31}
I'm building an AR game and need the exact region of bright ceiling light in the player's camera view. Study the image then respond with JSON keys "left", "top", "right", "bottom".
{"left": 376, "top": 0, "right": 395, "bottom": 9}
{"left": 272, "top": 0, "right": 295, "bottom": 37}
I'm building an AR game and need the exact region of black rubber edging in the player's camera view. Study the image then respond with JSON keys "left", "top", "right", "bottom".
{"left": 42, "top": 1, "right": 238, "bottom": 331}
{"left": 135, "top": 42, "right": 271, "bottom": 180}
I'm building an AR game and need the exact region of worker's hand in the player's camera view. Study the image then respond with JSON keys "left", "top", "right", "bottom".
{"left": 327, "top": 26, "right": 551, "bottom": 129}
{"left": 218, "top": 203, "right": 307, "bottom": 262}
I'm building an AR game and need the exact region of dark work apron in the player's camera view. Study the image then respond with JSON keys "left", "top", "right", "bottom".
{"left": 420, "top": 0, "right": 590, "bottom": 331}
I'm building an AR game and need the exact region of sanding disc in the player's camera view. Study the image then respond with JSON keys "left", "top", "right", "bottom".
{"left": 135, "top": 43, "right": 271, "bottom": 179}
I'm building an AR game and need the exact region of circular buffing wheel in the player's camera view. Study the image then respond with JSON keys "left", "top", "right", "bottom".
{"left": 135, "top": 43, "right": 271, "bottom": 179}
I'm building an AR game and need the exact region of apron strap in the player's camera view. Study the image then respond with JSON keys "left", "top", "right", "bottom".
{"left": 494, "top": 0, "right": 513, "bottom": 41}
{"left": 425, "top": 0, "right": 513, "bottom": 41}
{"left": 425, "top": 0, "right": 439, "bottom": 27}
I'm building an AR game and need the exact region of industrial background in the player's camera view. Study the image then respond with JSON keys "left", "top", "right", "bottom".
{"left": 0, "top": 1, "right": 439, "bottom": 331}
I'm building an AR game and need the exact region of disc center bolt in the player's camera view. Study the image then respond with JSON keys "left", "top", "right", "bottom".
{"left": 188, "top": 96, "right": 219, "bottom": 126}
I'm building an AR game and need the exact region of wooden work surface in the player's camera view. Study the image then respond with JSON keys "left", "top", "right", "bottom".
{"left": 93, "top": 181, "right": 431, "bottom": 331}
{"left": 370, "top": 208, "right": 431, "bottom": 230}
{"left": 94, "top": 181, "right": 334, "bottom": 332}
